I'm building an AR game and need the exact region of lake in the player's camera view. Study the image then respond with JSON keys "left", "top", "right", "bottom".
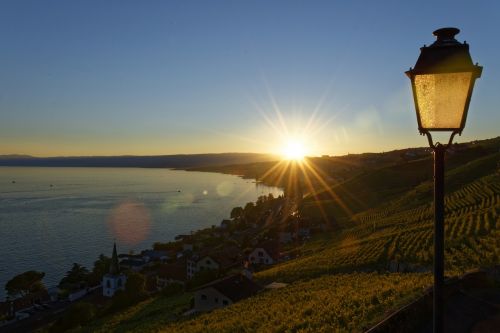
{"left": 0, "top": 167, "right": 282, "bottom": 299}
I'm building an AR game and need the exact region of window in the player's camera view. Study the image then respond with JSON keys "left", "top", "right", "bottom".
{"left": 106, "top": 280, "right": 111, "bottom": 288}
{"left": 258, "top": 251, "right": 264, "bottom": 257}
{"left": 214, "top": 297, "right": 219, "bottom": 303}
{"left": 222, "top": 300, "right": 228, "bottom": 306}
{"left": 206, "top": 260, "right": 210, "bottom": 265}
{"left": 201, "top": 294, "right": 207, "bottom": 300}
{"left": 250, "top": 256, "right": 255, "bottom": 261}
{"left": 265, "top": 259, "right": 269, "bottom": 263}
{"left": 117, "top": 279, "right": 122, "bottom": 287}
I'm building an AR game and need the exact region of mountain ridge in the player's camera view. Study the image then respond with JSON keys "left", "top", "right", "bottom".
{"left": 0, "top": 152, "right": 279, "bottom": 168}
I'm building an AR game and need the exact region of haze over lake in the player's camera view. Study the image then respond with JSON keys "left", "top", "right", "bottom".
{"left": 0, "top": 167, "right": 282, "bottom": 299}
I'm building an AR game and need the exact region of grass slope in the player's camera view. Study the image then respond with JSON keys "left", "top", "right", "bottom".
{"left": 162, "top": 273, "right": 432, "bottom": 333}
{"left": 73, "top": 293, "right": 191, "bottom": 333}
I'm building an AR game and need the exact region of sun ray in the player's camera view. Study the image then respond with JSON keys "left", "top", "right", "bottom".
{"left": 301, "top": 160, "right": 354, "bottom": 218}
{"left": 262, "top": 76, "right": 290, "bottom": 137}
{"left": 306, "top": 159, "right": 367, "bottom": 210}
{"left": 298, "top": 160, "right": 330, "bottom": 225}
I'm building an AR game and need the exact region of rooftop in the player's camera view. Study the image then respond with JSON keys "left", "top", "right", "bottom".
{"left": 197, "top": 274, "right": 262, "bottom": 302}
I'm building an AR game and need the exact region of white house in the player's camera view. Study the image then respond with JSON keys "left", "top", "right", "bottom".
{"left": 248, "top": 242, "right": 280, "bottom": 265}
{"left": 103, "top": 243, "right": 127, "bottom": 297}
{"left": 187, "top": 255, "right": 220, "bottom": 279}
{"left": 186, "top": 253, "right": 241, "bottom": 279}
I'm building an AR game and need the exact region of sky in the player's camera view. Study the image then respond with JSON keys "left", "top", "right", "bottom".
{"left": 0, "top": 0, "right": 499, "bottom": 157}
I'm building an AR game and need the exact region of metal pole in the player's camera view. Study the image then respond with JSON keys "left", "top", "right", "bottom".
{"left": 433, "top": 144, "right": 445, "bottom": 333}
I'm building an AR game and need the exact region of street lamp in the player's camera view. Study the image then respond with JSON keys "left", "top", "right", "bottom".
{"left": 405, "top": 28, "right": 482, "bottom": 333}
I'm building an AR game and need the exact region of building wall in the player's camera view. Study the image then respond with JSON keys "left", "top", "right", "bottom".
{"left": 102, "top": 274, "right": 126, "bottom": 297}
{"left": 157, "top": 277, "right": 185, "bottom": 288}
{"left": 187, "top": 259, "right": 196, "bottom": 279}
{"left": 187, "top": 256, "right": 220, "bottom": 279}
{"left": 194, "top": 287, "right": 232, "bottom": 312}
{"left": 249, "top": 248, "right": 274, "bottom": 265}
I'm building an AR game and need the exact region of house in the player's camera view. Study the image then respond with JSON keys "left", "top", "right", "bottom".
{"left": 157, "top": 262, "right": 187, "bottom": 288}
{"left": 248, "top": 242, "right": 280, "bottom": 265}
{"left": 103, "top": 243, "right": 127, "bottom": 297}
{"left": 220, "top": 219, "right": 231, "bottom": 229}
{"left": 187, "top": 255, "right": 220, "bottom": 279}
{"left": 118, "top": 253, "right": 142, "bottom": 259}
{"left": 194, "top": 275, "right": 262, "bottom": 312}
{"left": 119, "top": 258, "right": 147, "bottom": 272}
{"left": 187, "top": 252, "right": 240, "bottom": 279}
{"left": 0, "top": 289, "right": 50, "bottom": 319}
{"left": 142, "top": 250, "right": 170, "bottom": 263}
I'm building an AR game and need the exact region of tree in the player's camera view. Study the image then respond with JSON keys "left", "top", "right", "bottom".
{"left": 244, "top": 202, "right": 257, "bottom": 221}
{"left": 153, "top": 241, "right": 181, "bottom": 252}
{"left": 125, "top": 271, "right": 146, "bottom": 299}
{"left": 59, "top": 263, "right": 89, "bottom": 290}
{"left": 256, "top": 195, "right": 267, "bottom": 207}
{"left": 5, "top": 271, "right": 46, "bottom": 297}
{"left": 49, "top": 302, "right": 96, "bottom": 333}
{"left": 109, "top": 272, "right": 147, "bottom": 311}
{"left": 244, "top": 202, "right": 255, "bottom": 212}
{"left": 230, "top": 206, "right": 244, "bottom": 220}
{"left": 87, "top": 254, "right": 110, "bottom": 286}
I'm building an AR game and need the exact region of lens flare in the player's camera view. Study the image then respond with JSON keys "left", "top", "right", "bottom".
{"left": 108, "top": 199, "right": 151, "bottom": 246}
{"left": 216, "top": 181, "right": 234, "bottom": 196}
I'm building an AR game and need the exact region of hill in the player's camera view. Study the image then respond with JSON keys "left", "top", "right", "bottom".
{"left": 0, "top": 153, "right": 278, "bottom": 168}
{"left": 49, "top": 137, "right": 500, "bottom": 332}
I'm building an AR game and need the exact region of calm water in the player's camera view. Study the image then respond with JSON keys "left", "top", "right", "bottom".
{"left": 0, "top": 167, "right": 282, "bottom": 299}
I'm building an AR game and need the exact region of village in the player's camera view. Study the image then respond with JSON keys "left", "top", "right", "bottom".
{"left": 0, "top": 187, "right": 325, "bottom": 331}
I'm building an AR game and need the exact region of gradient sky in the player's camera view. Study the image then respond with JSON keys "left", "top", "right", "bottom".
{"left": 0, "top": 0, "right": 498, "bottom": 157}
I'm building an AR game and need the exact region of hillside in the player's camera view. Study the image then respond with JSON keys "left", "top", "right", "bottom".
{"left": 0, "top": 153, "right": 278, "bottom": 168}
{"left": 61, "top": 137, "right": 499, "bottom": 332}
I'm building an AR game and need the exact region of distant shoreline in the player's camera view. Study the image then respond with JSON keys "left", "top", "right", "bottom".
{"left": 0, "top": 153, "right": 279, "bottom": 169}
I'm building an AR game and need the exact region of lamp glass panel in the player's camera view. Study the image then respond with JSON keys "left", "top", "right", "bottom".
{"left": 414, "top": 72, "right": 473, "bottom": 129}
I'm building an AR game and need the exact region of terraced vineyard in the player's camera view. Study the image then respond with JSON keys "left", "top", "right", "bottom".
{"left": 162, "top": 273, "right": 432, "bottom": 333}
{"left": 258, "top": 173, "right": 499, "bottom": 283}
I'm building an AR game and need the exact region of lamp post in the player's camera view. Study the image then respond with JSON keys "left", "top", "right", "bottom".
{"left": 405, "top": 28, "right": 482, "bottom": 333}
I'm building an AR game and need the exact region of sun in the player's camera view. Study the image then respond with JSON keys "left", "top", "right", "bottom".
{"left": 282, "top": 139, "right": 307, "bottom": 161}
